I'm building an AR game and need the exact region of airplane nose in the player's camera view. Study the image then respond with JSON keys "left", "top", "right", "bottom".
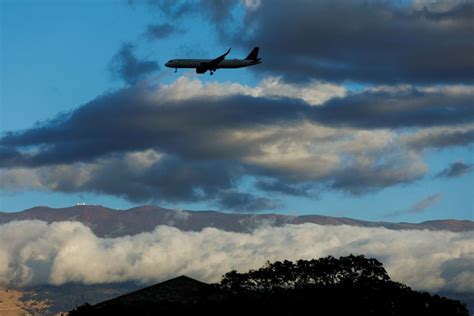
{"left": 165, "top": 61, "right": 170, "bottom": 67}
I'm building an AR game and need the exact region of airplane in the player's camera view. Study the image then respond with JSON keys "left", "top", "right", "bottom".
{"left": 165, "top": 47, "right": 261, "bottom": 75}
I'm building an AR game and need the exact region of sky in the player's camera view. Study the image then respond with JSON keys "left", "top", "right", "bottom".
{"left": 1, "top": 0, "right": 473, "bottom": 223}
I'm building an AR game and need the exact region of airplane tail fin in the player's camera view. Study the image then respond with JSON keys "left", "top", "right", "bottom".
{"left": 245, "top": 47, "right": 259, "bottom": 60}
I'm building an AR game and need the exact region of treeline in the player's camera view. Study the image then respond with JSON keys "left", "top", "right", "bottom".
{"left": 70, "top": 255, "right": 469, "bottom": 315}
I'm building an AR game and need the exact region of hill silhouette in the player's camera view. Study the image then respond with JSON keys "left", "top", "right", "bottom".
{"left": 70, "top": 255, "right": 468, "bottom": 316}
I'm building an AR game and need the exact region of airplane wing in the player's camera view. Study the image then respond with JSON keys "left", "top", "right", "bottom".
{"left": 203, "top": 48, "right": 231, "bottom": 70}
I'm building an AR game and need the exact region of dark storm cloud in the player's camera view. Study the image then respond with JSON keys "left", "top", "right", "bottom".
{"left": 329, "top": 163, "right": 424, "bottom": 195}
{"left": 0, "top": 92, "right": 306, "bottom": 167}
{"left": 72, "top": 155, "right": 245, "bottom": 206}
{"left": 317, "top": 89, "right": 474, "bottom": 129}
{"left": 231, "top": 0, "right": 474, "bottom": 84}
{"left": 1, "top": 85, "right": 472, "bottom": 168}
{"left": 436, "top": 161, "right": 473, "bottom": 178}
{"left": 7, "top": 151, "right": 275, "bottom": 211}
{"left": 0, "top": 146, "right": 24, "bottom": 167}
{"left": 108, "top": 43, "right": 159, "bottom": 84}
{"left": 214, "top": 189, "right": 281, "bottom": 212}
{"left": 144, "top": 23, "right": 183, "bottom": 40}
{"left": 405, "top": 128, "right": 474, "bottom": 150}
{"left": 134, "top": 0, "right": 474, "bottom": 83}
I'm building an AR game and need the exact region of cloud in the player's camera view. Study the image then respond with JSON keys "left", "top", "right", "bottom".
{"left": 0, "top": 141, "right": 426, "bottom": 207}
{"left": 155, "top": 76, "right": 347, "bottom": 105}
{"left": 437, "top": 161, "right": 473, "bottom": 178}
{"left": 225, "top": 0, "right": 474, "bottom": 84}
{"left": 315, "top": 87, "right": 474, "bottom": 129}
{"left": 144, "top": 23, "right": 183, "bottom": 40}
{"left": 139, "top": 0, "right": 199, "bottom": 19}
{"left": 142, "top": 0, "right": 473, "bottom": 84}
{"left": 1, "top": 77, "right": 473, "bottom": 206}
{"left": 385, "top": 192, "right": 444, "bottom": 218}
{"left": 2, "top": 78, "right": 471, "bottom": 168}
{"left": 108, "top": 43, "right": 159, "bottom": 84}
{"left": 0, "top": 150, "right": 277, "bottom": 212}
{"left": 0, "top": 220, "right": 472, "bottom": 295}
{"left": 409, "top": 192, "right": 444, "bottom": 213}
{"left": 199, "top": 0, "right": 240, "bottom": 26}
{"left": 402, "top": 125, "right": 474, "bottom": 150}
{"left": 214, "top": 190, "right": 281, "bottom": 212}
{"left": 329, "top": 153, "right": 427, "bottom": 195}
{"left": 0, "top": 151, "right": 232, "bottom": 203}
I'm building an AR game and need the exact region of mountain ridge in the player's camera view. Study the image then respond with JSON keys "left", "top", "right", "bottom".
{"left": 0, "top": 205, "right": 472, "bottom": 237}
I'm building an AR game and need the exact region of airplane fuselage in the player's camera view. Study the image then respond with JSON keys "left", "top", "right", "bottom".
{"left": 166, "top": 59, "right": 260, "bottom": 69}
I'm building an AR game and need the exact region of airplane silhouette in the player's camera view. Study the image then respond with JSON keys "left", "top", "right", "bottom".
{"left": 165, "top": 47, "right": 261, "bottom": 75}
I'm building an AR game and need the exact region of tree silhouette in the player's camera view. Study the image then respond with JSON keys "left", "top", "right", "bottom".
{"left": 220, "top": 254, "right": 391, "bottom": 291}
{"left": 218, "top": 255, "right": 468, "bottom": 315}
{"left": 70, "top": 255, "right": 469, "bottom": 316}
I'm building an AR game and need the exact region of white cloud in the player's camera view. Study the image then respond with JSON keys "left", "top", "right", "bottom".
{"left": 242, "top": 0, "right": 261, "bottom": 11}
{"left": 368, "top": 84, "right": 474, "bottom": 96}
{"left": 0, "top": 220, "right": 472, "bottom": 295}
{"left": 153, "top": 75, "right": 346, "bottom": 105}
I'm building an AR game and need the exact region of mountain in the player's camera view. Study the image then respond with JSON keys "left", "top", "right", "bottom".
{"left": 67, "top": 276, "right": 221, "bottom": 315}
{"left": 0, "top": 205, "right": 472, "bottom": 237}
{"left": 91, "top": 276, "right": 219, "bottom": 308}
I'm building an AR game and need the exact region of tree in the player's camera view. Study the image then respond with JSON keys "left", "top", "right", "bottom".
{"left": 220, "top": 254, "right": 391, "bottom": 291}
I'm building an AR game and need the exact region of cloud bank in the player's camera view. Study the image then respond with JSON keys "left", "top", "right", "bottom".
{"left": 0, "top": 221, "right": 472, "bottom": 294}
{"left": 1, "top": 76, "right": 473, "bottom": 209}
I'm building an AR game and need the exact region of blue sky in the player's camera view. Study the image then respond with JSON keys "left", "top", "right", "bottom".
{"left": 1, "top": 0, "right": 473, "bottom": 222}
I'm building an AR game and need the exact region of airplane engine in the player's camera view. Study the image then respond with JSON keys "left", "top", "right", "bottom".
{"left": 196, "top": 66, "right": 207, "bottom": 74}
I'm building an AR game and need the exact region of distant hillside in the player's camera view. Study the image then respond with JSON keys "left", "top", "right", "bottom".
{"left": 0, "top": 287, "right": 50, "bottom": 316}
{"left": 0, "top": 283, "right": 141, "bottom": 316}
{"left": 0, "top": 205, "right": 473, "bottom": 237}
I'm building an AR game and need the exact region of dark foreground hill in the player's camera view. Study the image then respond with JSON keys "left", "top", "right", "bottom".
{"left": 1, "top": 205, "right": 472, "bottom": 237}
{"left": 70, "top": 255, "right": 469, "bottom": 316}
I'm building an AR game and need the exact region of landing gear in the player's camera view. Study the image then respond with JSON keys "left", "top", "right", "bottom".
{"left": 175, "top": 68, "right": 177, "bottom": 73}
{"left": 210, "top": 71, "right": 214, "bottom": 75}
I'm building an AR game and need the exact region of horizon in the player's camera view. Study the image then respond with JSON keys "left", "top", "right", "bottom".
{"left": 1, "top": 203, "right": 473, "bottom": 224}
